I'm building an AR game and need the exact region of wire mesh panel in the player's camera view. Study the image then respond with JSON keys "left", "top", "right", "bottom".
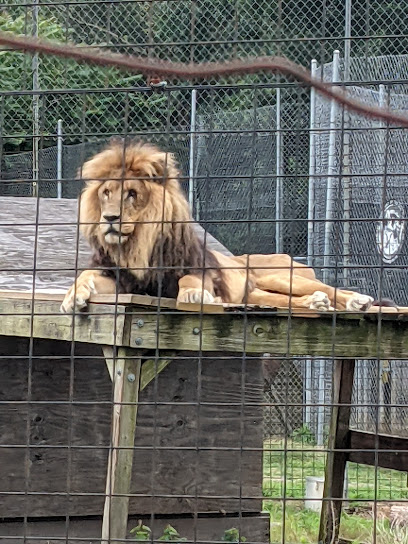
{"left": 2, "top": 1, "right": 408, "bottom": 544}
{"left": 312, "top": 54, "right": 408, "bottom": 304}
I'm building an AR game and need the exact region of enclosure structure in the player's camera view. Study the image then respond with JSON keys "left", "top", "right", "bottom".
{"left": 0, "top": 293, "right": 270, "bottom": 543}
{"left": 2, "top": 289, "right": 408, "bottom": 544}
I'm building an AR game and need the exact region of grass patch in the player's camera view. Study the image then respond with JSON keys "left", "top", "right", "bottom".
{"left": 263, "top": 438, "right": 408, "bottom": 542}
{"left": 263, "top": 438, "right": 408, "bottom": 501}
{"left": 264, "top": 501, "right": 395, "bottom": 544}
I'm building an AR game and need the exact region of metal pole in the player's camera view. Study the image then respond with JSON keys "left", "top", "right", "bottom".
{"left": 344, "top": 0, "right": 352, "bottom": 81}
{"left": 57, "top": 119, "right": 63, "bottom": 199}
{"left": 305, "top": 359, "right": 312, "bottom": 428}
{"left": 32, "top": 0, "right": 40, "bottom": 198}
{"left": 342, "top": 0, "right": 352, "bottom": 285}
{"left": 188, "top": 89, "right": 197, "bottom": 215}
{"left": 275, "top": 87, "right": 283, "bottom": 253}
{"left": 317, "top": 360, "right": 325, "bottom": 446}
{"left": 323, "top": 50, "right": 340, "bottom": 285}
{"left": 307, "top": 59, "right": 318, "bottom": 268}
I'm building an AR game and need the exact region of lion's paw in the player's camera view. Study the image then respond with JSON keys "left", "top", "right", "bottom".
{"left": 177, "top": 288, "right": 215, "bottom": 305}
{"left": 60, "top": 277, "right": 96, "bottom": 314}
{"left": 346, "top": 294, "right": 374, "bottom": 312}
{"left": 305, "top": 291, "right": 332, "bottom": 312}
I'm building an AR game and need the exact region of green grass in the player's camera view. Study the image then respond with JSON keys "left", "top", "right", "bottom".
{"left": 262, "top": 438, "right": 408, "bottom": 543}
{"left": 263, "top": 438, "right": 408, "bottom": 501}
{"left": 265, "top": 501, "right": 377, "bottom": 544}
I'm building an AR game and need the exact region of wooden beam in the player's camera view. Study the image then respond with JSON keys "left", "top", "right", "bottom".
{"left": 129, "top": 312, "right": 408, "bottom": 358}
{"left": 140, "top": 355, "right": 174, "bottom": 391}
{"left": 319, "top": 359, "right": 355, "bottom": 544}
{"left": 348, "top": 430, "right": 408, "bottom": 472}
{"left": 102, "top": 348, "right": 142, "bottom": 544}
{"left": 103, "top": 346, "right": 174, "bottom": 390}
{"left": 0, "top": 298, "right": 126, "bottom": 346}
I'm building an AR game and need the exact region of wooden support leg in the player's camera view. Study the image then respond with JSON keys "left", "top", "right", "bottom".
{"left": 102, "top": 347, "right": 142, "bottom": 544}
{"left": 318, "top": 359, "right": 355, "bottom": 544}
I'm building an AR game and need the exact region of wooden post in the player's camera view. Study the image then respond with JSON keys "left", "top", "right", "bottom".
{"left": 102, "top": 347, "right": 142, "bottom": 544}
{"left": 318, "top": 359, "right": 355, "bottom": 544}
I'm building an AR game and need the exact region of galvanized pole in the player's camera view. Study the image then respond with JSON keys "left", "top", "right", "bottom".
{"left": 306, "top": 60, "right": 318, "bottom": 433}
{"left": 188, "top": 89, "right": 197, "bottom": 216}
{"left": 32, "top": 0, "right": 40, "bottom": 198}
{"left": 343, "top": 3, "right": 352, "bottom": 500}
{"left": 317, "top": 360, "right": 325, "bottom": 446}
{"left": 57, "top": 120, "right": 63, "bottom": 199}
{"left": 275, "top": 87, "right": 283, "bottom": 253}
{"left": 342, "top": 0, "right": 352, "bottom": 285}
{"left": 307, "top": 59, "right": 318, "bottom": 268}
{"left": 323, "top": 50, "right": 340, "bottom": 285}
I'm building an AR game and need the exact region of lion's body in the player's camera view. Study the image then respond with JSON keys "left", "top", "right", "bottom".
{"left": 61, "top": 141, "right": 377, "bottom": 314}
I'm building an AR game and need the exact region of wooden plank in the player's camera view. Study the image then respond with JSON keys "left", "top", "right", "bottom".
{"left": 102, "top": 348, "right": 142, "bottom": 544}
{"left": 103, "top": 346, "right": 173, "bottom": 390}
{"left": 0, "top": 298, "right": 126, "bottom": 346}
{"left": 348, "top": 430, "right": 408, "bottom": 472}
{"left": 0, "top": 340, "right": 264, "bottom": 518}
{"left": 139, "top": 354, "right": 174, "bottom": 391}
{"left": 319, "top": 359, "right": 355, "bottom": 544}
{"left": 129, "top": 312, "right": 408, "bottom": 358}
{"left": 2, "top": 289, "right": 408, "bottom": 316}
{"left": 0, "top": 514, "right": 270, "bottom": 544}
{"left": 0, "top": 290, "right": 177, "bottom": 308}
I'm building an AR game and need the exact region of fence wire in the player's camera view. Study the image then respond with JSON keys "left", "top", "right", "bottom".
{"left": 1, "top": 1, "right": 408, "bottom": 544}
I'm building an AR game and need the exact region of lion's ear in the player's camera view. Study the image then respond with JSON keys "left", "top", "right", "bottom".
{"left": 151, "top": 152, "right": 178, "bottom": 184}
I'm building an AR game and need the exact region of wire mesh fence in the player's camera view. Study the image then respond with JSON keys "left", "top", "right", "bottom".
{"left": 1, "top": 1, "right": 408, "bottom": 543}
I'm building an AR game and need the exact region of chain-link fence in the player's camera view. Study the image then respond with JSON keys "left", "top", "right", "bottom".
{"left": 2, "top": 2, "right": 408, "bottom": 529}
{"left": 311, "top": 53, "right": 408, "bottom": 305}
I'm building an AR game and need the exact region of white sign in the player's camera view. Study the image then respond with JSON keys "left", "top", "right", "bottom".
{"left": 376, "top": 200, "right": 406, "bottom": 264}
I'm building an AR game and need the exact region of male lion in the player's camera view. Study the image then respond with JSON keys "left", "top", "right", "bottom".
{"left": 61, "top": 140, "right": 376, "bottom": 314}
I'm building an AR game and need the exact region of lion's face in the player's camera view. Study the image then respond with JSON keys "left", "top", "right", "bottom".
{"left": 97, "top": 177, "right": 150, "bottom": 245}
{"left": 78, "top": 142, "right": 189, "bottom": 259}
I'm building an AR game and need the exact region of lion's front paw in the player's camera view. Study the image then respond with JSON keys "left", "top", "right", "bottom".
{"left": 177, "top": 288, "right": 215, "bottom": 305}
{"left": 305, "top": 291, "right": 332, "bottom": 312}
{"left": 346, "top": 294, "right": 374, "bottom": 312}
{"left": 60, "top": 277, "right": 96, "bottom": 314}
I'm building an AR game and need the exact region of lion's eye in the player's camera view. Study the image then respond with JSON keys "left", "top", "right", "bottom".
{"left": 127, "top": 189, "right": 136, "bottom": 199}
{"left": 103, "top": 188, "right": 110, "bottom": 197}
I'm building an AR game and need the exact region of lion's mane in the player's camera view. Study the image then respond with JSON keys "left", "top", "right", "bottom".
{"left": 77, "top": 140, "right": 228, "bottom": 300}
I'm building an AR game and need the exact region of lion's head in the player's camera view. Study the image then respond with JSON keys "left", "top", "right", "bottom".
{"left": 78, "top": 140, "right": 192, "bottom": 276}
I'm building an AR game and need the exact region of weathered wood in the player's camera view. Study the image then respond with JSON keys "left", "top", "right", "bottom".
{"left": 319, "top": 359, "right": 355, "bottom": 544}
{"left": 129, "top": 312, "right": 408, "bottom": 358}
{"left": 139, "top": 354, "right": 174, "bottom": 391}
{"left": 0, "top": 298, "right": 126, "bottom": 345}
{"left": 103, "top": 345, "right": 173, "bottom": 390}
{"left": 102, "top": 348, "right": 142, "bottom": 544}
{"left": 0, "top": 513, "right": 270, "bottom": 544}
{"left": 348, "top": 430, "right": 408, "bottom": 471}
{"left": 0, "top": 196, "right": 231, "bottom": 292}
{"left": 0, "top": 339, "right": 264, "bottom": 518}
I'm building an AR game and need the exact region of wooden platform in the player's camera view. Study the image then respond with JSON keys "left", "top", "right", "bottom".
{"left": 0, "top": 289, "right": 407, "bottom": 358}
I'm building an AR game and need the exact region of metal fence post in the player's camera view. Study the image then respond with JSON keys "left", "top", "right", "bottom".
{"left": 307, "top": 59, "right": 318, "bottom": 268}
{"left": 275, "top": 87, "right": 283, "bottom": 253}
{"left": 31, "top": 0, "right": 40, "bottom": 198}
{"left": 323, "top": 50, "right": 340, "bottom": 285}
{"left": 188, "top": 89, "right": 197, "bottom": 216}
{"left": 57, "top": 120, "right": 63, "bottom": 199}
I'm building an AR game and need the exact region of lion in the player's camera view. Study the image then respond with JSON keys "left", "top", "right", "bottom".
{"left": 60, "top": 140, "right": 378, "bottom": 314}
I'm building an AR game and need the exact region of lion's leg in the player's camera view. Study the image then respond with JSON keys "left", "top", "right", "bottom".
{"left": 247, "top": 288, "right": 334, "bottom": 311}
{"left": 60, "top": 270, "right": 117, "bottom": 313}
{"left": 255, "top": 272, "right": 373, "bottom": 311}
{"left": 177, "top": 273, "right": 218, "bottom": 305}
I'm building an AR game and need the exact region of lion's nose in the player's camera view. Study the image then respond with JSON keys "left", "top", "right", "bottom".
{"left": 103, "top": 214, "right": 120, "bottom": 223}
